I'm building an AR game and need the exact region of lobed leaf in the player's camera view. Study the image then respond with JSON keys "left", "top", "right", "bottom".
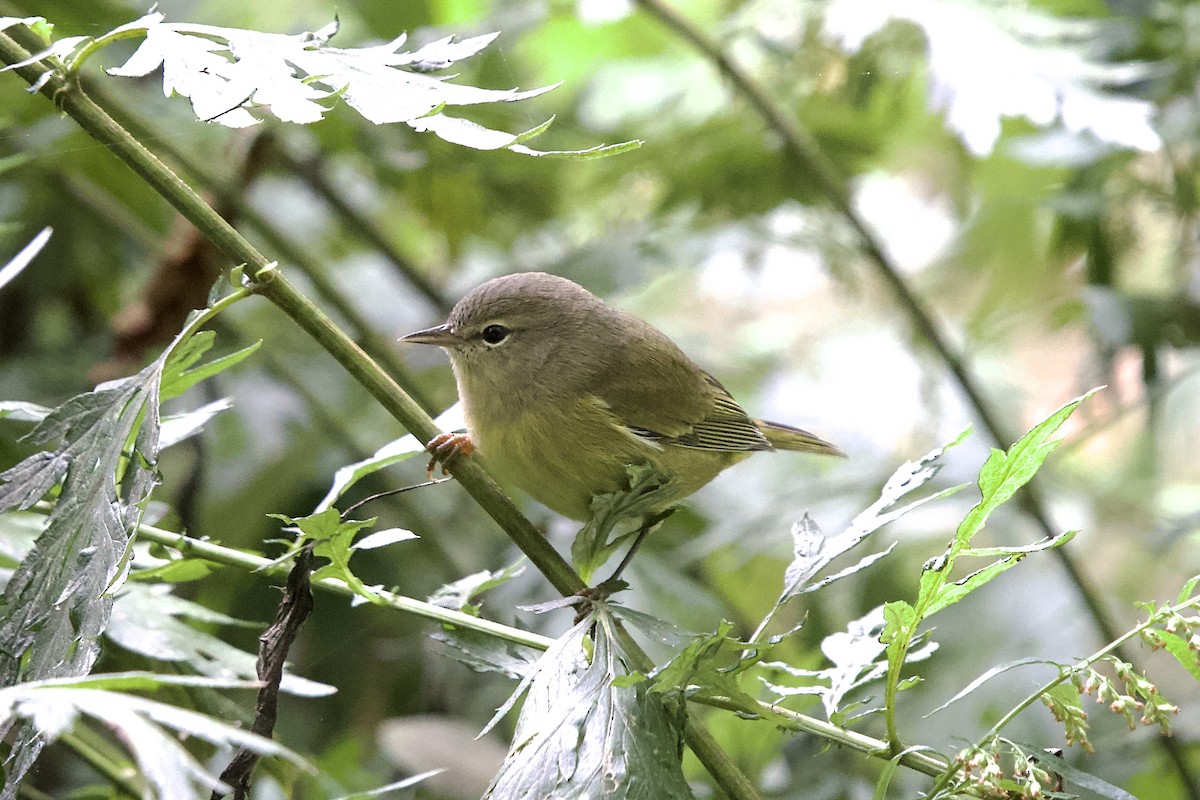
{"left": 106, "top": 584, "right": 334, "bottom": 698}
{"left": 428, "top": 561, "right": 538, "bottom": 679}
{"left": 765, "top": 608, "right": 936, "bottom": 719}
{"left": 573, "top": 464, "right": 677, "bottom": 582}
{"left": 89, "top": 14, "right": 637, "bottom": 157}
{"left": 0, "top": 309, "right": 244, "bottom": 795}
{"left": 428, "top": 560, "right": 525, "bottom": 616}
{"left": 780, "top": 433, "right": 968, "bottom": 602}
{"left": 483, "top": 609, "right": 693, "bottom": 799}
{"left": 0, "top": 678, "right": 308, "bottom": 799}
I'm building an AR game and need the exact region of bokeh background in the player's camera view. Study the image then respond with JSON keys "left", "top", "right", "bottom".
{"left": 1, "top": 0, "right": 1198, "bottom": 797}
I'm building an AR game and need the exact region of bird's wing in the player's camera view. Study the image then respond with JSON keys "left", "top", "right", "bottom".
{"left": 594, "top": 319, "right": 772, "bottom": 453}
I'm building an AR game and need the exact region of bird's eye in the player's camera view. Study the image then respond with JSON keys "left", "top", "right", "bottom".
{"left": 481, "top": 324, "right": 511, "bottom": 346}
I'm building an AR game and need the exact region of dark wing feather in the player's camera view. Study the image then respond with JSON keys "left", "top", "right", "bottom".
{"left": 594, "top": 314, "right": 771, "bottom": 453}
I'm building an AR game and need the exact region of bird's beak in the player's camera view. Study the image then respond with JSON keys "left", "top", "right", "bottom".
{"left": 399, "top": 323, "right": 462, "bottom": 348}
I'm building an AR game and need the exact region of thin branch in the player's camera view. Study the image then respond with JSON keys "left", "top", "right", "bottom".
{"left": 698, "top": 696, "right": 948, "bottom": 777}
{"left": 58, "top": 731, "right": 142, "bottom": 799}
{"left": 631, "top": 2, "right": 1198, "bottom": 794}
{"left": 212, "top": 544, "right": 316, "bottom": 800}
{"left": 117, "top": 515, "right": 557, "bottom": 652}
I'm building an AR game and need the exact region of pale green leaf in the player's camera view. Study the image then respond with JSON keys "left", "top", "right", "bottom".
{"left": 483, "top": 609, "right": 693, "bottom": 799}
{"left": 0, "top": 226, "right": 50, "bottom": 292}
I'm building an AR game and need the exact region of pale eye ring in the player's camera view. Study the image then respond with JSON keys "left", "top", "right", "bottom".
{"left": 481, "top": 324, "right": 511, "bottom": 346}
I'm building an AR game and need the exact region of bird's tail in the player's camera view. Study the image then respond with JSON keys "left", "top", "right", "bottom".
{"left": 756, "top": 419, "right": 845, "bottom": 457}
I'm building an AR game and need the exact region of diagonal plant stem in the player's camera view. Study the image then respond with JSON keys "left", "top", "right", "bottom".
{"left": 0, "top": 26, "right": 760, "bottom": 800}
{"left": 631, "top": 1, "right": 1200, "bottom": 794}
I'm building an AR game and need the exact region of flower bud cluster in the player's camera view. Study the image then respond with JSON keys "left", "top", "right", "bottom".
{"left": 1070, "top": 657, "right": 1179, "bottom": 735}
{"left": 953, "top": 742, "right": 1059, "bottom": 799}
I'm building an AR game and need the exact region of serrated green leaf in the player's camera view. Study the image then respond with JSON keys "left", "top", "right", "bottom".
{"left": 572, "top": 464, "right": 676, "bottom": 582}
{"left": 428, "top": 560, "right": 525, "bottom": 616}
{"left": 483, "top": 609, "right": 693, "bottom": 800}
{"left": 648, "top": 620, "right": 769, "bottom": 716}
{"left": 650, "top": 620, "right": 736, "bottom": 694}
{"left": 1177, "top": 575, "right": 1200, "bottom": 604}
{"left": 925, "top": 529, "right": 1077, "bottom": 616}
{"left": 160, "top": 339, "right": 261, "bottom": 400}
{"left": 272, "top": 509, "right": 380, "bottom": 604}
{"left": 880, "top": 601, "right": 916, "bottom": 646}
{"left": 1157, "top": 630, "right": 1200, "bottom": 681}
{"left": 954, "top": 390, "right": 1099, "bottom": 553}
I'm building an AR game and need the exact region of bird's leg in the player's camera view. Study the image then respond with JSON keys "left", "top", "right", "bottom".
{"left": 603, "top": 507, "right": 676, "bottom": 585}
{"left": 425, "top": 431, "right": 475, "bottom": 479}
{"left": 569, "top": 508, "right": 676, "bottom": 625}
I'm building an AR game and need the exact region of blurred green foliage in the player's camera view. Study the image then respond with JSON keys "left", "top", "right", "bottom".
{"left": 2, "top": 0, "right": 1199, "bottom": 797}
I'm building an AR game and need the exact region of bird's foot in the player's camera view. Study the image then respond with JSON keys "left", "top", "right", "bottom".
{"left": 572, "top": 578, "right": 629, "bottom": 625}
{"left": 425, "top": 431, "right": 475, "bottom": 479}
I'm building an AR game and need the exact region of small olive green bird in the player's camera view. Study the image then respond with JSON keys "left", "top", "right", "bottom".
{"left": 401, "top": 272, "right": 842, "bottom": 521}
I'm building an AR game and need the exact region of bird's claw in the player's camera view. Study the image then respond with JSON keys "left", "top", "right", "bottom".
{"left": 571, "top": 578, "right": 629, "bottom": 625}
{"left": 425, "top": 432, "right": 475, "bottom": 480}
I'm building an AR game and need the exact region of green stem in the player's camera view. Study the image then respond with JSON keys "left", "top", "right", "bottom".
{"left": 883, "top": 662, "right": 904, "bottom": 752}
{"left": 142, "top": 526, "right": 557, "bottom": 651}
{"left": 33, "top": 499, "right": 937, "bottom": 788}
{"left": 987, "top": 593, "right": 1200, "bottom": 743}
{"left": 927, "top": 592, "right": 1200, "bottom": 797}
{"left": 59, "top": 730, "right": 142, "bottom": 799}
{"left": 26, "top": 502, "right": 556, "bottom": 651}
{"left": 697, "top": 696, "right": 948, "bottom": 777}
{"left": 65, "top": 24, "right": 147, "bottom": 75}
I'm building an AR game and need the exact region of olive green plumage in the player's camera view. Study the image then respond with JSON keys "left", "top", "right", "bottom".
{"left": 402, "top": 272, "right": 841, "bottom": 520}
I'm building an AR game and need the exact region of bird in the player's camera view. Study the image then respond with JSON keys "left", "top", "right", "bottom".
{"left": 401, "top": 272, "right": 842, "bottom": 522}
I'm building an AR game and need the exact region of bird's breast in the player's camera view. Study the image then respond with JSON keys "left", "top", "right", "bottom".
{"left": 466, "top": 395, "right": 651, "bottom": 520}
{"left": 464, "top": 394, "right": 740, "bottom": 520}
